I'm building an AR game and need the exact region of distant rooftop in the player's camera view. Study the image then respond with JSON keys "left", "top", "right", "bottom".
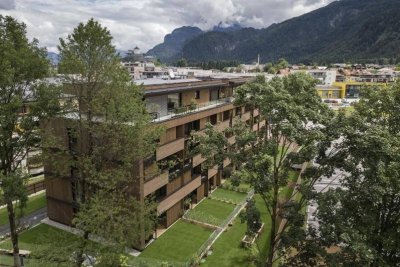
{"left": 134, "top": 78, "right": 201, "bottom": 86}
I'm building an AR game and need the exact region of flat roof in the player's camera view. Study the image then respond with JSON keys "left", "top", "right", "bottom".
{"left": 134, "top": 78, "right": 201, "bottom": 86}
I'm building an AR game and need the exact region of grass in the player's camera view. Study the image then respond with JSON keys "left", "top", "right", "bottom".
{"left": 200, "top": 195, "right": 272, "bottom": 267}
{"left": 334, "top": 106, "right": 355, "bottom": 116}
{"left": 210, "top": 188, "right": 248, "bottom": 204}
{"left": 186, "top": 198, "right": 236, "bottom": 226}
{"left": 27, "top": 175, "right": 44, "bottom": 185}
{"left": 222, "top": 180, "right": 252, "bottom": 192}
{"left": 139, "top": 220, "right": 212, "bottom": 263}
{"left": 0, "top": 224, "right": 81, "bottom": 267}
{"left": 0, "top": 192, "right": 46, "bottom": 226}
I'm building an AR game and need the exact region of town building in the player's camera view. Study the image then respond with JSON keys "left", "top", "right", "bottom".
{"left": 43, "top": 76, "right": 264, "bottom": 249}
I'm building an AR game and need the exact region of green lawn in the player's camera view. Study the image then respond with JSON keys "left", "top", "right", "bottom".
{"left": 201, "top": 195, "right": 272, "bottom": 267}
{"left": 186, "top": 198, "right": 236, "bottom": 226}
{"left": 0, "top": 192, "right": 46, "bottom": 226}
{"left": 0, "top": 224, "right": 81, "bottom": 267}
{"left": 211, "top": 188, "right": 248, "bottom": 204}
{"left": 139, "top": 220, "right": 212, "bottom": 263}
{"left": 222, "top": 180, "right": 252, "bottom": 192}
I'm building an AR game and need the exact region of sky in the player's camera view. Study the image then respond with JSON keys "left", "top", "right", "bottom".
{"left": 0, "top": 0, "right": 336, "bottom": 53}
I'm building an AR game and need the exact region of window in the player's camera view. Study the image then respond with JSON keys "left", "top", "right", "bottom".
{"left": 185, "top": 120, "right": 200, "bottom": 135}
{"left": 223, "top": 110, "right": 230, "bottom": 121}
{"left": 195, "top": 90, "right": 200, "bottom": 99}
{"left": 209, "top": 114, "right": 218, "bottom": 125}
{"left": 167, "top": 93, "right": 181, "bottom": 110}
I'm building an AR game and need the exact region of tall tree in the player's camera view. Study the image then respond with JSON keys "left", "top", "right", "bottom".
{"left": 0, "top": 15, "right": 61, "bottom": 267}
{"left": 192, "top": 73, "right": 332, "bottom": 266}
{"left": 309, "top": 82, "right": 400, "bottom": 266}
{"left": 51, "top": 19, "right": 162, "bottom": 266}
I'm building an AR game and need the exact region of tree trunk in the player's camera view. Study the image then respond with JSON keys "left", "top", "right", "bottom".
{"left": 267, "top": 198, "right": 277, "bottom": 267}
{"left": 76, "top": 231, "right": 90, "bottom": 267}
{"left": 7, "top": 201, "right": 21, "bottom": 267}
{"left": 267, "top": 169, "right": 280, "bottom": 267}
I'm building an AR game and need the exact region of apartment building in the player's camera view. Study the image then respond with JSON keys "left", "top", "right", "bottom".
{"left": 292, "top": 69, "right": 337, "bottom": 85}
{"left": 44, "top": 76, "right": 264, "bottom": 249}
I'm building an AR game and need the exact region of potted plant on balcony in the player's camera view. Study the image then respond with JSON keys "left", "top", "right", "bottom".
{"left": 189, "top": 98, "right": 197, "bottom": 111}
{"left": 174, "top": 106, "right": 186, "bottom": 115}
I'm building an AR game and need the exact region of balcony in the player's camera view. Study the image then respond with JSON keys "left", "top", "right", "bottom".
{"left": 143, "top": 171, "right": 168, "bottom": 197}
{"left": 223, "top": 158, "right": 231, "bottom": 168}
{"left": 215, "top": 119, "right": 230, "bottom": 132}
{"left": 156, "top": 138, "right": 185, "bottom": 161}
{"left": 157, "top": 174, "right": 202, "bottom": 214}
{"left": 152, "top": 97, "right": 234, "bottom": 123}
{"left": 207, "top": 166, "right": 218, "bottom": 179}
{"left": 242, "top": 111, "right": 251, "bottom": 121}
{"left": 192, "top": 153, "right": 206, "bottom": 167}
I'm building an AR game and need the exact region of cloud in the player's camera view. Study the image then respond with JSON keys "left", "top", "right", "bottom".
{"left": 1, "top": 0, "right": 336, "bottom": 52}
{"left": 0, "top": 0, "right": 16, "bottom": 10}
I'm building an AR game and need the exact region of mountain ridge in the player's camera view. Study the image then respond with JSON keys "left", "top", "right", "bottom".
{"left": 148, "top": 0, "right": 400, "bottom": 64}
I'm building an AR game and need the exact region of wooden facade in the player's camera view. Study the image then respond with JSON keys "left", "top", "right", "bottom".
{"left": 43, "top": 76, "right": 266, "bottom": 250}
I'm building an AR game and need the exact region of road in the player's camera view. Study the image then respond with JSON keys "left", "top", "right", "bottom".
{"left": 0, "top": 208, "right": 47, "bottom": 236}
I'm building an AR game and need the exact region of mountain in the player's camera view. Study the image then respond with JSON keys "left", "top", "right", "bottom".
{"left": 146, "top": 26, "right": 203, "bottom": 62}
{"left": 212, "top": 22, "right": 243, "bottom": 32}
{"left": 155, "top": 0, "right": 400, "bottom": 64}
{"left": 47, "top": 51, "right": 59, "bottom": 65}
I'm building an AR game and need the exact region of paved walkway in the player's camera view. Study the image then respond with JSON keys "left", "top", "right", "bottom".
{"left": 0, "top": 208, "right": 47, "bottom": 236}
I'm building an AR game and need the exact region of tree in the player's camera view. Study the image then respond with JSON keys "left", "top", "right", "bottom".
{"left": 275, "top": 58, "right": 289, "bottom": 70}
{"left": 192, "top": 73, "right": 332, "bottom": 266}
{"left": 311, "top": 82, "right": 400, "bottom": 266}
{"left": 0, "top": 15, "right": 62, "bottom": 267}
{"left": 240, "top": 199, "right": 262, "bottom": 237}
{"left": 47, "top": 19, "right": 162, "bottom": 266}
{"left": 176, "top": 58, "right": 188, "bottom": 67}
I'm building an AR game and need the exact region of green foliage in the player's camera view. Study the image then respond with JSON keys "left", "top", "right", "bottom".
{"left": 195, "top": 60, "right": 240, "bottom": 70}
{"left": 176, "top": 58, "right": 188, "bottom": 67}
{"left": 240, "top": 200, "right": 261, "bottom": 237}
{"left": 0, "top": 15, "right": 62, "bottom": 267}
{"left": 194, "top": 73, "right": 332, "bottom": 266}
{"left": 308, "top": 80, "right": 400, "bottom": 266}
{"left": 45, "top": 18, "right": 164, "bottom": 265}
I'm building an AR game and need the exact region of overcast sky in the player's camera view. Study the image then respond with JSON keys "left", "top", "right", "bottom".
{"left": 0, "top": 0, "right": 336, "bottom": 53}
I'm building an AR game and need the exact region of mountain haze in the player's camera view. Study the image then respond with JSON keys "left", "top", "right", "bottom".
{"left": 148, "top": 0, "right": 400, "bottom": 64}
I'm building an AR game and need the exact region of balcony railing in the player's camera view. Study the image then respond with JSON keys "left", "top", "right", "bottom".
{"left": 152, "top": 97, "right": 234, "bottom": 123}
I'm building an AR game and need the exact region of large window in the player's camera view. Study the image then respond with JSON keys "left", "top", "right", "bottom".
{"left": 346, "top": 85, "right": 362, "bottom": 98}
{"left": 167, "top": 93, "right": 181, "bottom": 110}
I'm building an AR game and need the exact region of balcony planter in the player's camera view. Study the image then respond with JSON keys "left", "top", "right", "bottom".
{"left": 241, "top": 223, "right": 264, "bottom": 248}
{"left": 174, "top": 106, "right": 187, "bottom": 115}
{"left": 189, "top": 102, "right": 197, "bottom": 111}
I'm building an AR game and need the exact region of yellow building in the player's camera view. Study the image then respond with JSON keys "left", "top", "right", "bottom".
{"left": 317, "top": 81, "right": 387, "bottom": 99}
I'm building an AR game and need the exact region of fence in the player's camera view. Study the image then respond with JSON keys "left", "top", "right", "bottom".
{"left": 26, "top": 180, "right": 45, "bottom": 195}
{"left": 185, "top": 189, "right": 255, "bottom": 265}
